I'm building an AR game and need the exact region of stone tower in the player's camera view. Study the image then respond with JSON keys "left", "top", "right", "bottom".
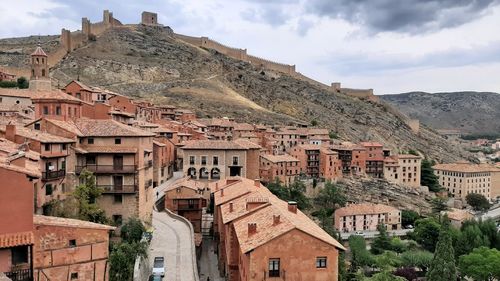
{"left": 29, "top": 44, "right": 51, "bottom": 91}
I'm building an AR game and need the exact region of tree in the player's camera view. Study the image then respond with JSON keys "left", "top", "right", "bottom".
{"left": 329, "top": 130, "right": 339, "bottom": 139}
{"left": 349, "top": 235, "right": 374, "bottom": 272}
{"left": 364, "top": 271, "right": 405, "bottom": 281}
{"left": 311, "top": 119, "right": 318, "bottom": 126}
{"left": 401, "top": 210, "right": 419, "bottom": 227}
{"left": 400, "top": 250, "right": 433, "bottom": 273}
{"left": 73, "top": 170, "right": 108, "bottom": 224}
{"left": 426, "top": 218, "right": 456, "bottom": 281}
{"left": 421, "top": 159, "right": 441, "bottom": 192}
{"left": 120, "top": 217, "right": 145, "bottom": 243}
{"left": 371, "top": 223, "right": 392, "bottom": 254}
{"left": 109, "top": 241, "right": 147, "bottom": 281}
{"left": 458, "top": 247, "right": 500, "bottom": 281}
{"left": 266, "top": 179, "right": 310, "bottom": 210}
{"left": 314, "top": 181, "right": 347, "bottom": 216}
{"left": 389, "top": 238, "right": 408, "bottom": 254}
{"left": 373, "top": 251, "right": 402, "bottom": 271}
{"left": 410, "top": 218, "right": 441, "bottom": 252}
{"left": 455, "top": 224, "right": 490, "bottom": 257}
{"left": 16, "top": 77, "right": 29, "bottom": 89}
{"left": 430, "top": 197, "right": 448, "bottom": 215}
{"left": 465, "top": 193, "right": 490, "bottom": 212}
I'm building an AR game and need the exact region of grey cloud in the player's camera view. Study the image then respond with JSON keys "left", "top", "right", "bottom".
{"left": 241, "top": 6, "right": 290, "bottom": 26}
{"left": 307, "top": 0, "right": 500, "bottom": 33}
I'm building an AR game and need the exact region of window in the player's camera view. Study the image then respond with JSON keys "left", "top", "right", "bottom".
{"left": 115, "top": 138, "right": 122, "bottom": 144}
{"left": 269, "top": 258, "right": 280, "bottom": 277}
{"left": 86, "top": 155, "right": 96, "bottom": 165}
{"left": 43, "top": 106, "right": 49, "bottom": 115}
{"left": 213, "top": 156, "right": 219, "bottom": 165}
{"left": 34, "top": 123, "right": 41, "bottom": 130}
{"left": 55, "top": 106, "right": 61, "bottom": 115}
{"left": 232, "top": 156, "right": 239, "bottom": 166}
{"left": 69, "top": 239, "right": 76, "bottom": 247}
{"left": 112, "top": 215, "right": 123, "bottom": 225}
{"left": 41, "top": 69, "right": 46, "bottom": 77}
{"left": 88, "top": 138, "right": 94, "bottom": 144}
{"left": 45, "top": 184, "right": 53, "bottom": 196}
{"left": 62, "top": 144, "right": 67, "bottom": 150}
{"left": 189, "top": 156, "right": 195, "bottom": 165}
{"left": 11, "top": 246, "right": 29, "bottom": 265}
{"left": 201, "top": 156, "right": 207, "bottom": 165}
{"left": 316, "top": 257, "right": 327, "bottom": 268}
{"left": 70, "top": 272, "right": 78, "bottom": 279}
{"left": 44, "top": 143, "right": 50, "bottom": 151}
{"left": 114, "top": 195, "right": 123, "bottom": 204}
{"left": 76, "top": 93, "right": 81, "bottom": 99}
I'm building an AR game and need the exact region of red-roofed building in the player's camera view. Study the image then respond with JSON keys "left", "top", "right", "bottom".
{"left": 335, "top": 203, "right": 401, "bottom": 233}
{"left": 360, "top": 142, "right": 385, "bottom": 178}
{"left": 259, "top": 153, "right": 300, "bottom": 185}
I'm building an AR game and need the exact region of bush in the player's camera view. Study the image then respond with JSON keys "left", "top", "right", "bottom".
{"left": 394, "top": 267, "right": 418, "bottom": 281}
{"left": 120, "top": 217, "right": 146, "bottom": 243}
{"left": 17, "top": 77, "right": 29, "bottom": 89}
{"left": 0, "top": 81, "right": 18, "bottom": 88}
{"left": 401, "top": 210, "right": 419, "bottom": 227}
{"left": 109, "top": 241, "right": 147, "bottom": 281}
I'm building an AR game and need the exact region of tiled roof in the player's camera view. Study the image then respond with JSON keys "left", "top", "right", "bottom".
{"left": 212, "top": 177, "right": 260, "bottom": 206}
{"left": 220, "top": 188, "right": 273, "bottom": 224}
{"left": 397, "top": 154, "right": 422, "bottom": 159}
{"left": 45, "top": 118, "right": 83, "bottom": 136}
{"left": 0, "top": 158, "right": 41, "bottom": 178}
{"left": 433, "top": 162, "right": 499, "bottom": 173}
{"left": 296, "top": 144, "right": 321, "bottom": 150}
{"left": 360, "top": 142, "right": 384, "bottom": 147}
{"left": 31, "top": 46, "right": 47, "bottom": 57}
{"left": 0, "top": 231, "right": 34, "bottom": 248}
{"left": 78, "top": 146, "right": 138, "bottom": 154}
{"left": 181, "top": 139, "right": 260, "bottom": 150}
{"left": 153, "top": 141, "right": 165, "bottom": 147}
{"left": 30, "top": 90, "right": 82, "bottom": 102}
{"left": 0, "top": 89, "right": 33, "bottom": 98}
{"left": 0, "top": 138, "right": 40, "bottom": 160}
{"left": 260, "top": 153, "right": 299, "bottom": 163}
{"left": 64, "top": 80, "right": 94, "bottom": 92}
{"left": 335, "top": 203, "right": 399, "bottom": 217}
{"left": 0, "top": 125, "right": 75, "bottom": 143}
{"left": 233, "top": 123, "right": 254, "bottom": 131}
{"left": 166, "top": 177, "right": 206, "bottom": 193}
{"left": 307, "top": 128, "right": 329, "bottom": 135}
{"left": 34, "top": 215, "right": 116, "bottom": 230}
{"left": 72, "top": 119, "right": 155, "bottom": 137}
{"left": 198, "top": 118, "right": 234, "bottom": 128}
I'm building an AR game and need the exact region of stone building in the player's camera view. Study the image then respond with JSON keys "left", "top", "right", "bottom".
{"left": 141, "top": 11, "right": 158, "bottom": 25}
{"left": 164, "top": 177, "right": 207, "bottom": 233}
{"left": 331, "top": 143, "right": 367, "bottom": 176}
{"left": 360, "top": 142, "right": 385, "bottom": 178}
{"left": 211, "top": 177, "right": 345, "bottom": 280}
{"left": 259, "top": 153, "right": 300, "bottom": 185}
{"left": 32, "top": 215, "right": 115, "bottom": 281}
{"left": 180, "top": 139, "right": 261, "bottom": 181}
{"left": 334, "top": 203, "right": 401, "bottom": 233}
{"left": 384, "top": 154, "right": 422, "bottom": 187}
{"left": 434, "top": 162, "right": 500, "bottom": 201}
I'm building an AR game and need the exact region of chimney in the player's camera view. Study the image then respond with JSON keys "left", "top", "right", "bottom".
{"left": 220, "top": 188, "right": 224, "bottom": 197}
{"left": 248, "top": 223, "right": 257, "bottom": 235}
{"left": 288, "top": 201, "right": 297, "bottom": 214}
{"left": 254, "top": 179, "right": 260, "bottom": 187}
{"left": 229, "top": 202, "right": 234, "bottom": 212}
{"left": 6, "top": 124, "right": 16, "bottom": 142}
{"left": 273, "top": 214, "right": 280, "bottom": 225}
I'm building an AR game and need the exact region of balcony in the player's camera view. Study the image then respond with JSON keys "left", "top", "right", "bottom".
{"left": 147, "top": 160, "right": 153, "bottom": 168}
{"left": 98, "top": 185, "right": 138, "bottom": 194}
{"left": 76, "top": 164, "right": 136, "bottom": 174}
{"left": 42, "top": 169, "right": 66, "bottom": 181}
{"left": 5, "top": 269, "right": 32, "bottom": 281}
{"left": 177, "top": 204, "right": 201, "bottom": 211}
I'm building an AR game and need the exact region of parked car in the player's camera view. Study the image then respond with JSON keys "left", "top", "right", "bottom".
{"left": 153, "top": 256, "right": 165, "bottom": 277}
{"left": 406, "top": 225, "right": 414, "bottom": 229}
{"left": 149, "top": 275, "right": 162, "bottom": 281}
{"left": 355, "top": 231, "right": 365, "bottom": 236}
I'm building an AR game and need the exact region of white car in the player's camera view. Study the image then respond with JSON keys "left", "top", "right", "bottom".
{"left": 153, "top": 256, "right": 165, "bottom": 277}
{"left": 355, "top": 231, "right": 365, "bottom": 236}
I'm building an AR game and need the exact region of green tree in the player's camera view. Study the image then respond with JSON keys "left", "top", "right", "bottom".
{"left": 426, "top": 218, "right": 456, "bottom": 281}
{"left": 16, "top": 77, "right": 29, "bottom": 89}
{"left": 311, "top": 119, "right": 318, "bottom": 126}
{"left": 120, "top": 217, "right": 145, "bottom": 243}
{"left": 389, "top": 238, "right": 408, "bottom": 254}
{"left": 430, "top": 197, "right": 448, "bottom": 215}
{"left": 373, "top": 251, "right": 402, "bottom": 271}
{"left": 465, "top": 193, "right": 490, "bottom": 212}
{"left": 364, "top": 271, "right": 405, "bottom": 281}
{"left": 400, "top": 250, "right": 433, "bottom": 274}
{"left": 458, "top": 247, "right": 500, "bottom": 281}
{"left": 401, "top": 210, "right": 419, "bottom": 227}
{"left": 371, "top": 223, "right": 392, "bottom": 255}
{"left": 410, "top": 217, "right": 441, "bottom": 252}
{"left": 73, "top": 170, "right": 108, "bottom": 224}
{"left": 421, "top": 159, "right": 441, "bottom": 192}
{"left": 455, "top": 224, "right": 490, "bottom": 257}
{"left": 314, "top": 181, "right": 347, "bottom": 216}
{"left": 109, "top": 241, "right": 147, "bottom": 281}
{"left": 329, "top": 130, "right": 339, "bottom": 139}
{"left": 266, "top": 179, "right": 310, "bottom": 210}
{"left": 349, "top": 235, "right": 374, "bottom": 272}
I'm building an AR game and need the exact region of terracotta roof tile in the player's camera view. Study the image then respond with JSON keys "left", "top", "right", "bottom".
{"left": 33, "top": 215, "right": 116, "bottom": 230}
{"left": 72, "top": 119, "right": 155, "bottom": 137}
{"left": 335, "top": 203, "right": 399, "bottom": 217}
{"left": 0, "top": 125, "right": 75, "bottom": 143}
{"left": 31, "top": 46, "right": 47, "bottom": 56}
{"left": 77, "top": 146, "right": 138, "bottom": 154}
{"left": 0, "top": 89, "right": 33, "bottom": 98}
{"left": 181, "top": 139, "right": 260, "bottom": 150}
{"left": 0, "top": 231, "right": 34, "bottom": 248}
{"left": 433, "top": 162, "right": 499, "bottom": 173}
{"left": 260, "top": 153, "right": 299, "bottom": 163}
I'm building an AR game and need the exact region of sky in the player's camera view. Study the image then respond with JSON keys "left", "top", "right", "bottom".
{"left": 2, "top": 0, "right": 500, "bottom": 94}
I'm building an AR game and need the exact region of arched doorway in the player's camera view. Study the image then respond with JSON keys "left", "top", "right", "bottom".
{"left": 211, "top": 168, "right": 221, "bottom": 180}
{"left": 187, "top": 167, "right": 197, "bottom": 179}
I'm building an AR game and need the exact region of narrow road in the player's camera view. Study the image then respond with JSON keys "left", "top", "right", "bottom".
{"left": 148, "top": 171, "right": 198, "bottom": 281}
{"left": 340, "top": 229, "right": 412, "bottom": 240}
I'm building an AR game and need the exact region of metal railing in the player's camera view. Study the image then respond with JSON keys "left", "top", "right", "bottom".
{"left": 76, "top": 164, "right": 136, "bottom": 174}
{"left": 98, "top": 185, "right": 138, "bottom": 194}
{"left": 42, "top": 169, "right": 66, "bottom": 180}
{"left": 5, "top": 269, "right": 32, "bottom": 281}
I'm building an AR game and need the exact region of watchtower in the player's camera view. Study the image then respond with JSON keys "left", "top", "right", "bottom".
{"left": 29, "top": 44, "right": 51, "bottom": 91}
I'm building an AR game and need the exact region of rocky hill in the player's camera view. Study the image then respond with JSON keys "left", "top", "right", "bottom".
{"left": 0, "top": 25, "right": 473, "bottom": 163}
{"left": 381, "top": 91, "right": 500, "bottom": 136}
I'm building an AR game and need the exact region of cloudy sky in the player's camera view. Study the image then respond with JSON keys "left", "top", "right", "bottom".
{"left": 2, "top": 0, "right": 500, "bottom": 94}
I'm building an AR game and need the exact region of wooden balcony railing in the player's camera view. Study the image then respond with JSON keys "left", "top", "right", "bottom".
{"left": 42, "top": 169, "right": 66, "bottom": 181}
{"left": 5, "top": 269, "right": 32, "bottom": 281}
{"left": 76, "top": 164, "right": 136, "bottom": 174}
{"left": 98, "top": 185, "right": 138, "bottom": 194}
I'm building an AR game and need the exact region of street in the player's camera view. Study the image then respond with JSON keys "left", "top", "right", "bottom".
{"left": 340, "top": 228, "right": 412, "bottom": 240}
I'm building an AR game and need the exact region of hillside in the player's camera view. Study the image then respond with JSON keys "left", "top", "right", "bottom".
{"left": 381, "top": 91, "right": 500, "bottom": 136}
{"left": 0, "top": 25, "right": 473, "bottom": 163}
